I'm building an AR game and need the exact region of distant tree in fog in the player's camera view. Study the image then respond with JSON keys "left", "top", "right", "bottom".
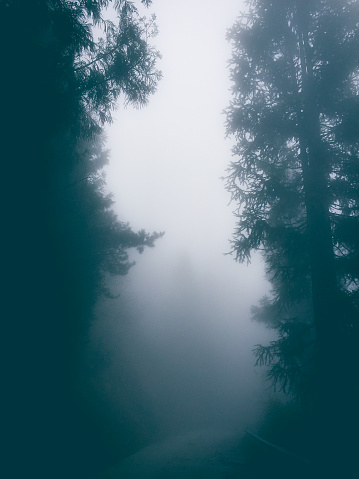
{"left": 54, "top": 133, "right": 163, "bottom": 336}
{"left": 2, "top": 1, "right": 161, "bottom": 478}
{"left": 225, "top": 0, "right": 359, "bottom": 473}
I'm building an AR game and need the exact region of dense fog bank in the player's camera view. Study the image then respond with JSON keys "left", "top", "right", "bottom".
{"left": 77, "top": 242, "right": 274, "bottom": 460}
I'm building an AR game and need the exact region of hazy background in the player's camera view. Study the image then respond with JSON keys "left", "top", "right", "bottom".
{"left": 105, "top": 0, "right": 268, "bottom": 307}
{"left": 81, "top": 0, "right": 273, "bottom": 458}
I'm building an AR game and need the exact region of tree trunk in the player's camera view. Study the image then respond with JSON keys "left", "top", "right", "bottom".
{"left": 296, "top": 3, "right": 358, "bottom": 474}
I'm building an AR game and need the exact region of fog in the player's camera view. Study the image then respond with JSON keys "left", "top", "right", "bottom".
{"left": 79, "top": 0, "right": 274, "bottom": 475}
{"left": 80, "top": 249, "right": 274, "bottom": 475}
{"left": 5, "top": 0, "right": 358, "bottom": 477}
{"left": 83, "top": 250, "right": 271, "bottom": 430}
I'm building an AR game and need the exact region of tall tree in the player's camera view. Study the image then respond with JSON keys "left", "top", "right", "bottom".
{"left": 226, "top": 0, "right": 359, "bottom": 473}
{"left": 2, "top": 1, "right": 162, "bottom": 478}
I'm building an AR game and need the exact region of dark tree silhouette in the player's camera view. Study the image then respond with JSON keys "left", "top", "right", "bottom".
{"left": 226, "top": 0, "right": 359, "bottom": 474}
{"left": 1, "top": 1, "right": 162, "bottom": 478}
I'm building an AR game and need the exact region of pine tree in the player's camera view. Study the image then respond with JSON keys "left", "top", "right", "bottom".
{"left": 226, "top": 0, "right": 359, "bottom": 472}
{"left": 2, "top": 2, "right": 162, "bottom": 477}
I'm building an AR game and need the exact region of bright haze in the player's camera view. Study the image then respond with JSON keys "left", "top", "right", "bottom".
{"left": 84, "top": 0, "right": 272, "bottom": 458}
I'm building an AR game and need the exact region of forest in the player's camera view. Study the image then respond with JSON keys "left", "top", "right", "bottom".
{"left": 3, "top": 1, "right": 359, "bottom": 478}
{"left": 225, "top": 0, "right": 359, "bottom": 476}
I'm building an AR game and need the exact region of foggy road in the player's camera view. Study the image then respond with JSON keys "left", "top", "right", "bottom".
{"left": 100, "top": 428, "right": 246, "bottom": 479}
{"left": 5, "top": 0, "right": 359, "bottom": 478}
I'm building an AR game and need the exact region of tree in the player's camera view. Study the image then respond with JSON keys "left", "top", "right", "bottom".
{"left": 2, "top": 1, "right": 162, "bottom": 478}
{"left": 51, "top": 133, "right": 164, "bottom": 338}
{"left": 225, "top": 0, "right": 359, "bottom": 472}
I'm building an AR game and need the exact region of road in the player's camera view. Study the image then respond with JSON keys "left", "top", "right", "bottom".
{"left": 100, "top": 428, "right": 247, "bottom": 479}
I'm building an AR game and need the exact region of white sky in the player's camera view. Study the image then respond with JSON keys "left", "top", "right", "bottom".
{"left": 105, "top": 0, "right": 268, "bottom": 317}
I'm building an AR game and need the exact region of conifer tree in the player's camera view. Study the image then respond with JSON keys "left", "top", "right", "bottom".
{"left": 2, "top": 2, "right": 162, "bottom": 477}
{"left": 226, "top": 0, "right": 359, "bottom": 472}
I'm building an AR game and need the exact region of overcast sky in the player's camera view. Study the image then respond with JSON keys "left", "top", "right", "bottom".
{"left": 105, "top": 0, "right": 268, "bottom": 320}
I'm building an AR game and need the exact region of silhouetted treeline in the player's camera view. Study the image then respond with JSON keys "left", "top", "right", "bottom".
{"left": 226, "top": 0, "right": 359, "bottom": 475}
{"left": 2, "top": 1, "right": 161, "bottom": 478}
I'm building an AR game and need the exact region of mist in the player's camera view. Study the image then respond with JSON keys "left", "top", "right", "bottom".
{"left": 69, "top": 0, "right": 278, "bottom": 475}
{"left": 77, "top": 248, "right": 274, "bottom": 476}
{"left": 5, "top": 0, "right": 359, "bottom": 477}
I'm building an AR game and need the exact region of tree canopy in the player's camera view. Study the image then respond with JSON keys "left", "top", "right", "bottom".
{"left": 2, "top": 1, "right": 162, "bottom": 477}
{"left": 226, "top": 0, "right": 359, "bottom": 473}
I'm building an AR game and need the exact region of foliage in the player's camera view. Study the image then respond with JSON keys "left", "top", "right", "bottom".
{"left": 2, "top": 1, "right": 162, "bottom": 477}
{"left": 50, "top": 133, "right": 164, "bottom": 330}
{"left": 225, "top": 0, "right": 359, "bottom": 401}
{"left": 2, "top": 0, "right": 162, "bottom": 324}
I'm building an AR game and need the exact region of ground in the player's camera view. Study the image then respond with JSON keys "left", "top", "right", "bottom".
{"left": 99, "top": 428, "right": 247, "bottom": 479}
